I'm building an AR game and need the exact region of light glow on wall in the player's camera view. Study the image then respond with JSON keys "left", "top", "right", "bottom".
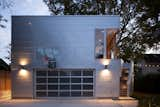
{"left": 19, "top": 58, "right": 29, "bottom": 66}
{"left": 18, "top": 69, "right": 29, "bottom": 78}
{"left": 100, "top": 59, "right": 110, "bottom": 65}
{"left": 121, "top": 85, "right": 127, "bottom": 89}
{"left": 100, "top": 69, "right": 112, "bottom": 81}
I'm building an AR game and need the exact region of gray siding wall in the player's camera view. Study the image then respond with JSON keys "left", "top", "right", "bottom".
{"left": 11, "top": 16, "right": 120, "bottom": 98}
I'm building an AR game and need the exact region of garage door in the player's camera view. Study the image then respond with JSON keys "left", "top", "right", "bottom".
{"left": 34, "top": 68, "right": 95, "bottom": 98}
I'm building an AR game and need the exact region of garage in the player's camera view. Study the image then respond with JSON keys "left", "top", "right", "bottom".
{"left": 12, "top": 16, "right": 121, "bottom": 99}
{"left": 34, "top": 68, "right": 95, "bottom": 98}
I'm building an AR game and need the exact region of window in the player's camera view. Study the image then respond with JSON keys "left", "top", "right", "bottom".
{"left": 95, "top": 29, "right": 105, "bottom": 59}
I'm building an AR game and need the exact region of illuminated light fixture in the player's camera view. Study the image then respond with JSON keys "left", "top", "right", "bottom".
{"left": 101, "top": 58, "right": 110, "bottom": 66}
{"left": 100, "top": 58, "right": 110, "bottom": 70}
{"left": 99, "top": 59, "right": 112, "bottom": 81}
{"left": 103, "top": 59, "right": 110, "bottom": 70}
{"left": 19, "top": 58, "right": 29, "bottom": 78}
{"left": 20, "top": 65, "right": 25, "bottom": 69}
{"left": 105, "top": 65, "right": 108, "bottom": 69}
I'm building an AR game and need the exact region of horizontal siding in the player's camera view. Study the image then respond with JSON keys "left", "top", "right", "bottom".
{"left": 12, "top": 16, "right": 120, "bottom": 98}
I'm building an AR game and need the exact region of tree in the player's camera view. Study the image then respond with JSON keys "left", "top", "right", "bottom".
{"left": 4, "top": 43, "right": 11, "bottom": 64}
{"left": 43, "top": 0, "right": 160, "bottom": 62}
{"left": 137, "top": 0, "right": 160, "bottom": 48}
{"left": 0, "top": 0, "right": 13, "bottom": 64}
{"left": 0, "top": 15, "right": 7, "bottom": 28}
{"left": 0, "top": 0, "right": 13, "bottom": 28}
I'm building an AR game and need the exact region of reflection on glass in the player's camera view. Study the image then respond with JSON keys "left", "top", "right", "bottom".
{"left": 95, "top": 29, "right": 105, "bottom": 59}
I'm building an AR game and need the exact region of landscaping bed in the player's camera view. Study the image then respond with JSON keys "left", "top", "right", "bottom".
{"left": 132, "top": 92, "right": 160, "bottom": 107}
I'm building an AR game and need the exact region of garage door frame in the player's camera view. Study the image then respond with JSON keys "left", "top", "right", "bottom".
{"left": 33, "top": 68, "right": 96, "bottom": 98}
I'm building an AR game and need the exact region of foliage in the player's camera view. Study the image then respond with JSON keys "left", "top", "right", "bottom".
{"left": 0, "top": 0, "right": 13, "bottom": 28}
{"left": 134, "top": 73, "right": 160, "bottom": 93}
{"left": 44, "top": 0, "right": 160, "bottom": 62}
{"left": 132, "top": 92, "right": 160, "bottom": 107}
{"left": 0, "top": 0, "right": 13, "bottom": 64}
{"left": 4, "top": 44, "right": 11, "bottom": 63}
{"left": 137, "top": 0, "right": 160, "bottom": 49}
{"left": 0, "top": 15, "right": 7, "bottom": 28}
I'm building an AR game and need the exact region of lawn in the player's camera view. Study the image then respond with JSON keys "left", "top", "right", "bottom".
{"left": 132, "top": 92, "right": 160, "bottom": 107}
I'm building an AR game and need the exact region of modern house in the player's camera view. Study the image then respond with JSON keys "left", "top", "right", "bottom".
{"left": 11, "top": 16, "right": 134, "bottom": 99}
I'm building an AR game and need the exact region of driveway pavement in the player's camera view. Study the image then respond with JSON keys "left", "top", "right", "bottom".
{"left": 0, "top": 99, "right": 138, "bottom": 107}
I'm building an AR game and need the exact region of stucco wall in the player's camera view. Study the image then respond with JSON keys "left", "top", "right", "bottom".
{"left": 11, "top": 16, "right": 120, "bottom": 98}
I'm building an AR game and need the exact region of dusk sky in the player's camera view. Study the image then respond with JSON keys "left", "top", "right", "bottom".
{"left": 0, "top": 0, "right": 50, "bottom": 63}
{"left": 0, "top": 0, "right": 159, "bottom": 64}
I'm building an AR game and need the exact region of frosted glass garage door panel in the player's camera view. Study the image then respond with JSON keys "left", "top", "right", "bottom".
{"left": 34, "top": 69, "right": 95, "bottom": 98}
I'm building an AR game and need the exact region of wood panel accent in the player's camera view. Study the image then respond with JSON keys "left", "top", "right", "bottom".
{"left": 106, "top": 28, "right": 119, "bottom": 59}
{"left": 120, "top": 68, "right": 128, "bottom": 96}
{"left": 0, "top": 71, "right": 11, "bottom": 99}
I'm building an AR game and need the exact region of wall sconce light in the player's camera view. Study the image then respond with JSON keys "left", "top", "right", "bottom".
{"left": 105, "top": 65, "right": 108, "bottom": 69}
{"left": 19, "top": 65, "right": 29, "bottom": 78}
{"left": 20, "top": 65, "right": 25, "bottom": 69}
{"left": 100, "top": 59, "right": 112, "bottom": 81}
{"left": 100, "top": 58, "right": 110, "bottom": 69}
{"left": 18, "top": 58, "right": 30, "bottom": 78}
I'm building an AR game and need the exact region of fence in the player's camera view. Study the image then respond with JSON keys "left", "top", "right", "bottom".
{"left": 0, "top": 71, "right": 11, "bottom": 99}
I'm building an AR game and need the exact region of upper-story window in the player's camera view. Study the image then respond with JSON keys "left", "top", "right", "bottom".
{"left": 95, "top": 28, "right": 118, "bottom": 59}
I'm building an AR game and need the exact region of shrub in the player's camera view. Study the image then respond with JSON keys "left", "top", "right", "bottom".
{"left": 134, "top": 73, "right": 160, "bottom": 94}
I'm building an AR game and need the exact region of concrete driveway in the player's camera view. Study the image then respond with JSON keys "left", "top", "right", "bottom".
{"left": 0, "top": 99, "right": 138, "bottom": 107}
